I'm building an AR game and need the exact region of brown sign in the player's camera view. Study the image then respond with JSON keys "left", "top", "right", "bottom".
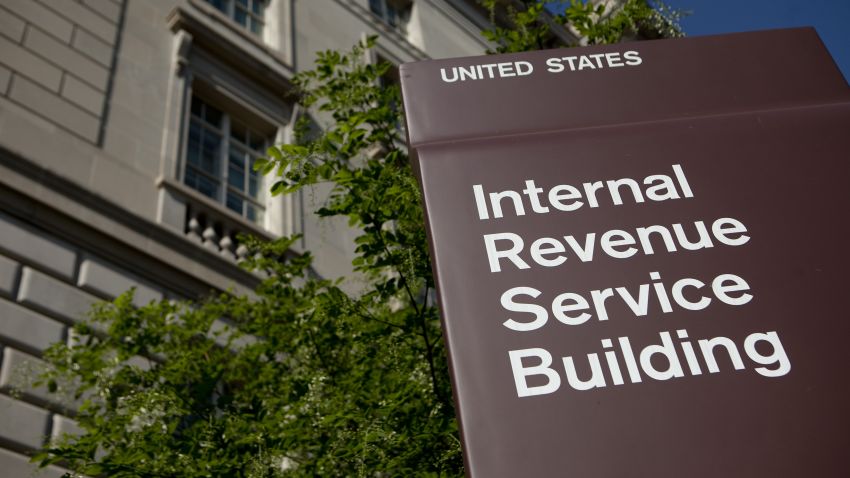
{"left": 400, "top": 28, "right": 850, "bottom": 477}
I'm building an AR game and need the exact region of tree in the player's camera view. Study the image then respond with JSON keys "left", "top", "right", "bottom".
{"left": 31, "top": 2, "right": 682, "bottom": 476}
{"left": 481, "top": 0, "right": 683, "bottom": 53}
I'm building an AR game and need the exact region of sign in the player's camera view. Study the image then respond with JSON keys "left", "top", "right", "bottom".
{"left": 400, "top": 28, "right": 850, "bottom": 477}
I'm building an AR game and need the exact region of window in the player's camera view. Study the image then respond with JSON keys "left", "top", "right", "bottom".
{"left": 184, "top": 95, "right": 269, "bottom": 225}
{"left": 205, "top": 0, "right": 266, "bottom": 36}
{"left": 369, "top": 0, "right": 412, "bottom": 32}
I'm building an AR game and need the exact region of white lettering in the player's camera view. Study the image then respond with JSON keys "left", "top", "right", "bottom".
{"left": 509, "top": 348, "right": 561, "bottom": 397}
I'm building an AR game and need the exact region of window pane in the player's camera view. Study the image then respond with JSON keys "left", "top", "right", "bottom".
{"left": 198, "top": 174, "right": 219, "bottom": 199}
{"left": 201, "top": 129, "right": 221, "bottom": 175}
{"left": 229, "top": 166, "right": 246, "bottom": 191}
{"left": 251, "top": 0, "right": 264, "bottom": 16}
{"left": 187, "top": 121, "right": 202, "bottom": 167}
{"left": 250, "top": 18, "right": 263, "bottom": 36}
{"left": 370, "top": 0, "right": 384, "bottom": 16}
{"left": 387, "top": 5, "right": 398, "bottom": 26}
{"left": 184, "top": 168, "right": 198, "bottom": 192}
{"left": 246, "top": 203, "right": 264, "bottom": 224}
{"left": 229, "top": 147, "right": 246, "bottom": 168}
{"left": 207, "top": 0, "right": 227, "bottom": 14}
{"left": 248, "top": 132, "right": 265, "bottom": 152}
{"left": 231, "top": 120, "right": 247, "bottom": 145}
{"left": 234, "top": 7, "right": 248, "bottom": 27}
{"left": 191, "top": 96, "right": 203, "bottom": 117}
{"left": 185, "top": 168, "right": 219, "bottom": 200}
{"left": 203, "top": 101, "right": 223, "bottom": 128}
{"left": 229, "top": 149, "right": 246, "bottom": 191}
{"left": 236, "top": 0, "right": 248, "bottom": 7}
{"left": 226, "top": 193, "right": 244, "bottom": 215}
{"left": 248, "top": 158, "right": 261, "bottom": 198}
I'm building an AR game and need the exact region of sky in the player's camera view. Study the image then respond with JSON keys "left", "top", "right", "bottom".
{"left": 661, "top": 0, "right": 850, "bottom": 81}
{"left": 545, "top": 0, "right": 850, "bottom": 81}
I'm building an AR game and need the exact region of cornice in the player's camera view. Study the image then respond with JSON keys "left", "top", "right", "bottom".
{"left": 167, "top": 1, "right": 295, "bottom": 91}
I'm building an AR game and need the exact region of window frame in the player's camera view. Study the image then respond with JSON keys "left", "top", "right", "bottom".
{"left": 369, "top": 0, "right": 413, "bottom": 33}
{"left": 205, "top": 0, "right": 267, "bottom": 37}
{"left": 183, "top": 94, "right": 271, "bottom": 226}
{"left": 163, "top": 7, "right": 300, "bottom": 239}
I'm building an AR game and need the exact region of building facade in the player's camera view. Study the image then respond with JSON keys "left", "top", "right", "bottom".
{"left": 0, "top": 0, "right": 497, "bottom": 474}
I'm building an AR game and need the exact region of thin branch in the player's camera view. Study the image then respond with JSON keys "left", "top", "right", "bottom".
{"left": 375, "top": 228, "right": 421, "bottom": 319}
{"left": 355, "top": 307, "right": 406, "bottom": 330}
{"left": 372, "top": 228, "right": 446, "bottom": 404}
{"left": 306, "top": 328, "right": 332, "bottom": 374}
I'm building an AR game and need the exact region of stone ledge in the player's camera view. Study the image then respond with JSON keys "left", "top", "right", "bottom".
{"left": 0, "top": 298, "right": 65, "bottom": 355}
{"left": 0, "top": 393, "right": 50, "bottom": 451}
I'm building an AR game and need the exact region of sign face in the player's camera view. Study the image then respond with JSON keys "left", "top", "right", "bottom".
{"left": 400, "top": 29, "right": 850, "bottom": 477}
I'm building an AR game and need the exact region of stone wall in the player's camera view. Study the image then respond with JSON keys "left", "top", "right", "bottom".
{"left": 0, "top": 211, "right": 161, "bottom": 476}
{"left": 0, "top": 0, "right": 123, "bottom": 144}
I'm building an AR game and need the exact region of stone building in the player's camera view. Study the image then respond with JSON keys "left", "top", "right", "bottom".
{"left": 0, "top": 0, "right": 505, "bottom": 474}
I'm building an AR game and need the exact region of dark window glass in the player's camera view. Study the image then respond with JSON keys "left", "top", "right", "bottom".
{"left": 185, "top": 169, "right": 219, "bottom": 200}
{"left": 248, "top": 157, "right": 260, "bottom": 197}
{"left": 231, "top": 121, "right": 247, "bottom": 145}
{"left": 200, "top": 129, "right": 221, "bottom": 175}
{"left": 250, "top": 18, "right": 263, "bottom": 36}
{"left": 203, "top": 103, "right": 223, "bottom": 128}
{"left": 226, "top": 193, "right": 244, "bottom": 215}
{"left": 370, "top": 0, "right": 411, "bottom": 30}
{"left": 207, "top": 0, "right": 227, "bottom": 14}
{"left": 249, "top": 132, "right": 265, "bottom": 152}
{"left": 234, "top": 8, "right": 248, "bottom": 27}
{"left": 246, "top": 203, "right": 262, "bottom": 223}
{"left": 228, "top": 149, "right": 246, "bottom": 191}
{"left": 187, "top": 121, "right": 202, "bottom": 167}
{"left": 191, "top": 96, "right": 203, "bottom": 117}
{"left": 387, "top": 5, "right": 398, "bottom": 27}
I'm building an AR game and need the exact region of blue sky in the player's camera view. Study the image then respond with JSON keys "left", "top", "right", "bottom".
{"left": 546, "top": 0, "right": 850, "bottom": 81}
{"left": 664, "top": 0, "right": 850, "bottom": 81}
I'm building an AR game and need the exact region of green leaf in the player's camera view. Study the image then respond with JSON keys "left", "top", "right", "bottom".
{"left": 252, "top": 157, "right": 268, "bottom": 172}
{"left": 266, "top": 146, "right": 283, "bottom": 161}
